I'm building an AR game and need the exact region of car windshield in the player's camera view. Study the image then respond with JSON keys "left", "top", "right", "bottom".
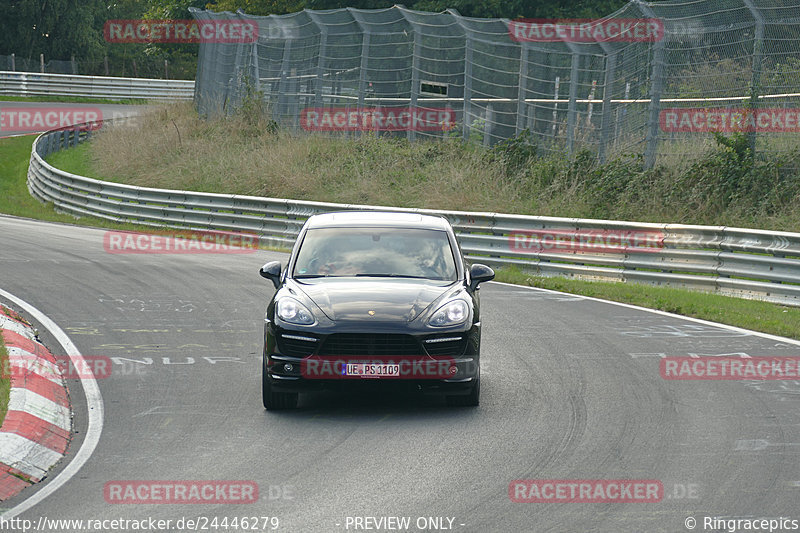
{"left": 293, "top": 227, "right": 458, "bottom": 280}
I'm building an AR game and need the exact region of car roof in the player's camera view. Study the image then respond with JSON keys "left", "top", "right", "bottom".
{"left": 304, "top": 211, "right": 451, "bottom": 231}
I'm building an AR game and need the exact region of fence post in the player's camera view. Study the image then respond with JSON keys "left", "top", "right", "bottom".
{"left": 307, "top": 12, "right": 327, "bottom": 109}
{"left": 251, "top": 41, "right": 260, "bottom": 93}
{"left": 10, "top": 53, "right": 15, "bottom": 71}
{"left": 638, "top": 2, "right": 665, "bottom": 169}
{"left": 357, "top": 33, "right": 370, "bottom": 113}
{"left": 743, "top": 0, "right": 765, "bottom": 154}
{"left": 276, "top": 38, "right": 293, "bottom": 122}
{"left": 462, "top": 35, "right": 474, "bottom": 142}
{"left": 408, "top": 27, "right": 421, "bottom": 141}
{"left": 598, "top": 51, "right": 617, "bottom": 164}
{"left": 566, "top": 51, "right": 580, "bottom": 156}
{"left": 484, "top": 103, "right": 494, "bottom": 146}
{"left": 40, "top": 53, "right": 45, "bottom": 73}
{"left": 289, "top": 68, "right": 299, "bottom": 131}
{"left": 71, "top": 55, "right": 77, "bottom": 74}
{"left": 552, "top": 76, "right": 560, "bottom": 136}
{"left": 516, "top": 44, "right": 530, "bottom": 136}
{"left": 447, "top": 10, "right": 473, "bottom": 143}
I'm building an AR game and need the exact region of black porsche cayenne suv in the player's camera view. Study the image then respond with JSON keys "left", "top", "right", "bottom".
{"left": 259, "top": 211, "right": 494, "bottom": 409}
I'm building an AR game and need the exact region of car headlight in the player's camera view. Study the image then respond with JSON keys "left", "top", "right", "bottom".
{"left": 276, "top": 298, "right": 315, "bottom": 325}
{"left": 428, "top": 300, "right": 468, "bottom": 327}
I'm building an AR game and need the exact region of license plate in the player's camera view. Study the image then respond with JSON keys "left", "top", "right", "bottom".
{"left": 343, "top": 363, "right": 400, "bottom": 377}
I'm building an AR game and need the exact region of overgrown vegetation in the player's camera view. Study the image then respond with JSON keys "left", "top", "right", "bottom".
{"left": 52, "top": 102, "right": 800, "bottom": 231}
{"left": 0, "top": 135, "right": 188, "bottom": 232}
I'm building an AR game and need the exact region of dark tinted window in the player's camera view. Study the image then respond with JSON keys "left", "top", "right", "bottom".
{"left": 293, "top": 227, "right": 457, "bottom": 280}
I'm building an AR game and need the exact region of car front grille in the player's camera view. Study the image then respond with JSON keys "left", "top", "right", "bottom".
{"left": 320, "top": 333, "right": 422, "bottom": 356}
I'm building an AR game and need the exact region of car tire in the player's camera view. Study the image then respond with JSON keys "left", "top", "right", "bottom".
{"left": 446, "top": 377, "right": 480, "bottom": 407}
{"left": 262, "top": 354, "right": 298, "bottom": 410}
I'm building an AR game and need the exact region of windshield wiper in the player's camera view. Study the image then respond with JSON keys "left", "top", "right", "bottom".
{"left": 355, "top": 273, "right": 428, "bottom": 279}
{"left": 294, "top": 274, "right": 330, "bottom": 279}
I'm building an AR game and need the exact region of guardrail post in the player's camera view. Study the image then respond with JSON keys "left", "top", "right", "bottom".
{"left": 11, "top": 53, "right": 15, "bottom": 71}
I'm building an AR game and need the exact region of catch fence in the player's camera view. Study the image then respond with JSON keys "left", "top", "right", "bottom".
{"left": 190, "top": 0, "right": 800, "bottom": 167}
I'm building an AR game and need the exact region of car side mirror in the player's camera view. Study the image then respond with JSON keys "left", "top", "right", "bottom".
{"left": 259, "top": 261, "right": 282, "bottom": 289}
{"left": 469, "top": 263, "right": 495, "bottom": 291}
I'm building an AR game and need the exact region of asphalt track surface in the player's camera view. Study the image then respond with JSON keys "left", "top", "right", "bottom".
{"left": 1, "top": 215, "right": 800, "bottom": 533}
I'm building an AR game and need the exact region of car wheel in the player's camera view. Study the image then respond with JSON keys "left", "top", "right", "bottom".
{"left": 262, "top": 354, "right": 298, "bottom": 410}
{"left": 446, "top": 377, "right": 480, "bottom": 407}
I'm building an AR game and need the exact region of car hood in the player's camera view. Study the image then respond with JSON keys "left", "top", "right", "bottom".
{"left": 289, "top": 278, "right": 458, "bottom": 323}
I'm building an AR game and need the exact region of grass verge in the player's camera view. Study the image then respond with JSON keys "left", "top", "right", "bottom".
{"left": 49, "top": 101, "right": 800, "bottom": 232}
{"left": 0, "top": 135, "right": 196, "bottom": 233}
{"left": 0, "top": 135, "right": 109, "bottom": 225}
{"left": 496, "top": 267, "right": 800, "bottom": 339}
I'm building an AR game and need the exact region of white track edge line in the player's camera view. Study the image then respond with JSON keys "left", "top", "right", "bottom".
{"left": 0, "top": 288, "right": 104, "bottom": 517}
{"left": 489, "top": 280, "right": 800, "bottom": 347}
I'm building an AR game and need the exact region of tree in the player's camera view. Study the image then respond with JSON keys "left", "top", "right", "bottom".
{"left": 205, "top": 0, "right": 628, "bottom": 18}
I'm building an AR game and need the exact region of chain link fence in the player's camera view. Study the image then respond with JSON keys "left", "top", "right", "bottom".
{"left": 190, "top": 0, "right": 800, "bottom": 167}
{"left": 0, "top": 53, "right": 190, "bottom": 79}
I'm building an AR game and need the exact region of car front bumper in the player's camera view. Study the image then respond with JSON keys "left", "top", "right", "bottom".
{"left": 264, "top": 320, "right": 481, "bottom": 396}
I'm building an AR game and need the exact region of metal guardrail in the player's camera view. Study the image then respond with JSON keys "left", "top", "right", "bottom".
{"left": 1, "top": 71, "right": 194, "bottom": 100}
{"left": 27, "top": 124, "right": 800, "bottom": 307}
